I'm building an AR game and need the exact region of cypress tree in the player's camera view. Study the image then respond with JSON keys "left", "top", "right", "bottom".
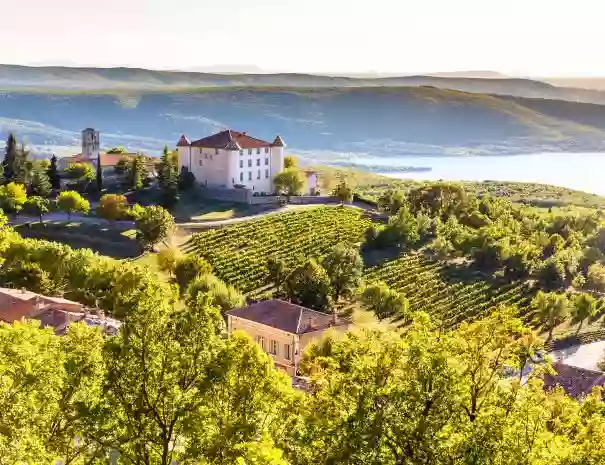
{"left": 96, "top": 153, "right": 103, "bottom": 192}
{"left": 47, "top": 155, "right": 61, "bottom": 190}
{"left": 2, "top": 133, "right": 18, "bottom": 181}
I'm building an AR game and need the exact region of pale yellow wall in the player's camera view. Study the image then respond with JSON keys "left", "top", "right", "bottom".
{"left": 229, "top": 315, "right": 298, "bottom": 370}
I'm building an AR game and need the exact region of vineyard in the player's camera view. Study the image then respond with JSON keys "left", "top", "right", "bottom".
{"left": 184, "top": 206, "right": 540, "bottom": 327}
{"left": 183, "top": 207, "right": 373, "bottom": 294}
{"left": 365, "top": 254, "right": 535, "bottom": 326}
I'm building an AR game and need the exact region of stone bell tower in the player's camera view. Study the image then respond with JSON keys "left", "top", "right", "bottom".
{"left": 81, "top": 128, "right": 100, "bottom": 160}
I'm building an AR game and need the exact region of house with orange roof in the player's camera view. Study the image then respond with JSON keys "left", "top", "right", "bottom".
{"left": 58, "top": 128, "right": 157, "bottom": 178}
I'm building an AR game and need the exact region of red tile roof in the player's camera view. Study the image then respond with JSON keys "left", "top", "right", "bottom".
{"left": 544, "top": 362, "right": 605, "bottom": 399}
{"left": 190, "top": 130, "right": 274, "bottom": 150}
{"left": 227, "top": 299, "right": 347, "bottom": 334}
{"left": 62, "top": 153, "right": 156, "bottom": 168}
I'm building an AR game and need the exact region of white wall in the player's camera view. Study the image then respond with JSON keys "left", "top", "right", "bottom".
{"left": 234, "top": 147, "right": 275, "bottom": 194}
{"left": 178, "top": 143, "right": 284, "bottom": 195}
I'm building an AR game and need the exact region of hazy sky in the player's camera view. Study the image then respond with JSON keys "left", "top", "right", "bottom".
{"left": 1, "top": 0, "right": 603, "bottom": 76}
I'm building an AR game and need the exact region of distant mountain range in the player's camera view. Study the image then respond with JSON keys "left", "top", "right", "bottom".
{"left": 1, "top": 65, "right": 605, "bottom": 160}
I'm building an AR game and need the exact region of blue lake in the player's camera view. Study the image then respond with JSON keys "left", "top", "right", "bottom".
{"left": 370, "top": 153, "right": 605, "bottom": 195}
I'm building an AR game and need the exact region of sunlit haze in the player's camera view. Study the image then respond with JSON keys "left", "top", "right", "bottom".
{"left": 1, "top": 0, "right": 603, "bottom": 76}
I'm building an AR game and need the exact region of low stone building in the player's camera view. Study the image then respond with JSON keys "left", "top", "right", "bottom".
{"left": 226, "top": 299, "right": 349, "bottom": 376}
{"left": 0, "top": 287, "right": 120, "bottom": 335}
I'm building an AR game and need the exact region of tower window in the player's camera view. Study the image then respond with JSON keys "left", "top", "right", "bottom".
{"left": 257, "top": 170, "right": 261, "bottom": 179}
{"left": 248, "top": 159, "right": 252, "bottom": 167}
{"left": 239, "top": 160, "right": 243, "bottom": 168}
{"left": 248, "top": 172, "right": 252, "bottom": 181}
{"left": 256, "top": 159, "right": 260, "bottom": 166}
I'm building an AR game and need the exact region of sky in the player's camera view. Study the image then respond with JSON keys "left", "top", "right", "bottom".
{"left": 1, "top": 0, "right": 603, "bottom": 76}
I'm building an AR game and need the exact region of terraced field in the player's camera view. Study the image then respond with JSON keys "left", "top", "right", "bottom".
{"left": 365, "top": 254, "right": 535, "bottom": 326}
{"left": 183, "top": 207, "right": 373, "bottom": 294}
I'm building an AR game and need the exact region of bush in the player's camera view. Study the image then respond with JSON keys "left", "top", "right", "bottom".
{"left": 56, "top": 191, "right": 90, "bottom": 220}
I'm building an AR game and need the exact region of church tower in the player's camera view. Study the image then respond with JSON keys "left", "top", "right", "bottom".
{"left": 81, "top": 128, "right": 100, "bottom": 160}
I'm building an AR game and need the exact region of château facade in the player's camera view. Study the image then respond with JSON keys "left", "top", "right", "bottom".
{"left": 176, "top": 130, "right": 285, "bottom": 194}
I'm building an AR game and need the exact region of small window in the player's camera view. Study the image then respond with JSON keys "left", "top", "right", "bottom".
{"left": 265, "top": 158, "right": 269, "bottom": 166}
{"left": 248, "top": 149, "right": 252, "bottom": 155}
{"left": 204, "top": 153, "right": 208, "bottom": 159}
{"left": 239, "top": 160, "right": 243, "bottom": 168}
{"left": 285, "top": 344, "right": 291, "bottom": 360}
{"left": 256, "top": 159, "right": 260, "bottom": 167}
{"left": 239, "top": 150, "right": 243, "bottom": 156}
{"left": 257, "top": 170, "right": 261, "bottom": 179}
{"left": 256, "top": 336, "right": 265, "bottom": 351}
{"left": 256, "top": 148, "right": 261, "bottom": 154}
{"left": 215, "top": 148, "right": 219, "bottom": 155}
{"left": 199, "top": 160, "right": 203, "bottom": 166}
{"left": 265, "top": 169, "right": 269, "bottom": 178}
{"left": 248, "top": 159, "right": 252, "bottom": 167}
{"left": 265, "top": 147, "right": 269, "bottom": 154}
{"left": 240, "top": 172, "right": 243, "bottom": 182}
{"left": 248, "top": 172, "right": 252, "bottom": 181}
{"left": 271, "top": 340, "right": 279, "bottom": 356}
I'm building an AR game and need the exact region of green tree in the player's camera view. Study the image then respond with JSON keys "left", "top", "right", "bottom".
{"left": 332, "top": 179, "right": 353, "bottom": 204}
{"left": 2, "top": 133, "right": 18, "bottom": 181}
{"left": 56, "top": 190, "right": 90, "bottom": 220}
{"left": 283, "top": 155, "right": 297, "bottom": 169}
{"left": 0, "top": 321, "right": 105, "bottom": 463}
{"left": 273, "top": 168, "right": 305, "bottom": 200}
{"left": 29, "top": 166, "right": 52, "bottom": 197}
{"left": 65, "top": 162, "right": 95, "bottom": 190}
{"left": 96, "top": 152, "right": 103, "bottom": 191}
{"left": 531, "top": 290, "right": 570, "bottom": 341}
{"left": 95, "top": 296, "right": 292, "bottom": 465}
{"left": 174, "top": 254, "right": 213, "bottom": 292}
{"left": 47, "top": 154, "right": 61, "bottom": 190}
{"left": 179, "top": 166, "right": 196, "bottom": 191}
{"left": 159, "top": 145, "right": 180, "bottom": 208}
{"left": 134, "top": 205, "right": 175, "bottom": 251}
{"left": 322, "top": 243, "right": 364, "bottom": 302}
{"left": 0, "top": 261, "right": 59, "bottom": 295}
{"left": 360, "top": 281, "right": 409, "bottom": 320}
{"left": 127, "top": 155, "right": 145, "bottom": 190}
{"left": 284, "top": 259, "right": 332, "bottom": 312}
{"left": 157, "top": 247, "right": 181, "bottom": 275}
{"left": 267, "top": 256, "right": 288, "bottom": 292}
{"left": 571, "top": 293, "right": 598, "bottom": 335}
{"left": 98, "top": 194, "right": 128, "bottom": 221}
{"left": 0, "top": 182, "right": 27, "bottom": 215}
{"left": 587, "top": 263, "right": 605, "bottom": 292}
{"left": 187, "top": 273, "right": 245, "bottom": 314}
{"left": 377, "top": 189, "right": 408, "bottom": 215}
{"left": 24, "top": 195, "right": 50, "bottom": 223}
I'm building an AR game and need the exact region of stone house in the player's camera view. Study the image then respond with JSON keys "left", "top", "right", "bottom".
{"left": 226, "top": 299, "right": 349, "bottom": 376}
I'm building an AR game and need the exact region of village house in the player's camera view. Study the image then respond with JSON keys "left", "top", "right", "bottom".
{"left": 0, "top": 287, "right": 120, "bottom": 335}
{"left": 226, "top": 299, "right": 349, "bottom": 376}
{"left": 59, "top": 128, "right": 156, "bottom": 178}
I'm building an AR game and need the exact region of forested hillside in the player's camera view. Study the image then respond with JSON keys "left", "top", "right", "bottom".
{"left": 2, "top": 86, "right": 605, "bottom": 157}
